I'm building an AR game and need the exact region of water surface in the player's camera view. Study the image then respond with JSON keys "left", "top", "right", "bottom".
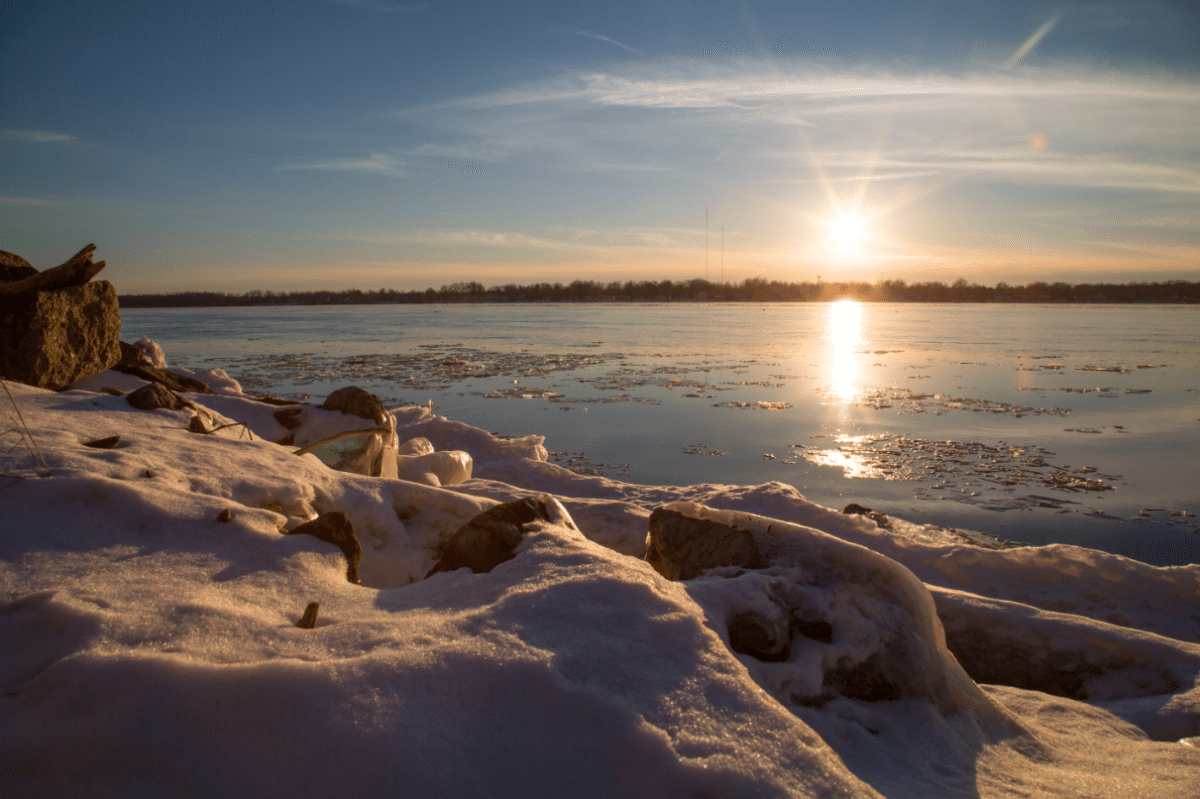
{"left": 122, "top": 302, "right": 1200, "bottom": 565}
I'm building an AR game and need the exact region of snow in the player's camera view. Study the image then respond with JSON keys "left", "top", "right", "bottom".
{"left": 2, "top": 360, "right": 1199, "bottom": 798}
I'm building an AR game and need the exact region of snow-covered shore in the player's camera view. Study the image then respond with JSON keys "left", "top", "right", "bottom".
{"left": 2, "top": 364, "right": 1198, "bottom": 798}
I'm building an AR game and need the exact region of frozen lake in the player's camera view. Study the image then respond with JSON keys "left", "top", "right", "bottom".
{"left": 122, "top": 302, "right": 1200, "bottom": 565}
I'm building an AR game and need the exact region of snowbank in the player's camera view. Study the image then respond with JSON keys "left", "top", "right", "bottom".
{"left": 2, "top": 371, "right": 1198, "bottom": 798}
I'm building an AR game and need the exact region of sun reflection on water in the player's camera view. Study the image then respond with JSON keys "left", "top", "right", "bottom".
{"left": 827, "top": 300, "right": 863, "bottom": 401}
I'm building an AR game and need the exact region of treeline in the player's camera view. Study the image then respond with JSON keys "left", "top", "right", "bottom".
{"left": 119, "top": 277, "right": 1200, "bottom": 307}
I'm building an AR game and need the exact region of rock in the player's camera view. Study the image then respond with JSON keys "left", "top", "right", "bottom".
{"left": 0, "top": 250, "right": 38, "bottom": 283}
{"left": 727, "top": 612, "right": 792, "bottom": 662}
{"left": 426, "top": 494, "right": 576, "bottom": 577}
{"left": 647, "top": 502, "right": 1009, "bottom": 721}
{"left": 645, "top": 506, "right": 767, "bottom": 580}
{"left": 84, "top": 435, "right": 121, "bottom": 449}
{"left": 0, "top": 281, "right": 122, "bottom": 390}
{"left": 125, "top": 382, "right": 188, "bottom": 411}
{"left": 319, "top": 386, "right": 387, "bottom": 426}
{"left": 841, "top": 502, "right": 893, "bottom": 530}
{"left": 296, "top": 602, "right": 320, "bottom": 629}
{"left": 216, "top": 508, "right": 233, "bottom": 523}
{"left": 188, "top": 416, "right": 210, "bottom": 434}
{"left": 286, "top": 511, "right": 363, "bottom": 585}
{"left": 118, "top": 340, "right": 151, "bottom": 366}
{"left": 273, "top": 407, "right": 305, "bottom": 430}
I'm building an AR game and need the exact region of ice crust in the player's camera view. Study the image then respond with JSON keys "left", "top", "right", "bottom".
{"left": 3, "top": 369, "right": 1199, "bottom": 798}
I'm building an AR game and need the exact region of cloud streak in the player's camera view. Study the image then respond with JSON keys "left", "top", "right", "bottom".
{"left": 333, "top": 0, "right": 427, "bottom": 12}
{"left": 559, "top": 28, "right": 640, "bottom": 54}
{"left": 2, "top": 129, "right": 79, "bottom": 144}
{"left": 1004, "top": 10, "right": 1065, "bottom": 68}
{"left": 275, "top": 153, "right": 407, "bottom": 176}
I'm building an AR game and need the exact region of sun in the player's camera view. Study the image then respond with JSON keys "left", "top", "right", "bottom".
{"left": 828, "top": 213, "right": 866, "bottom": 254}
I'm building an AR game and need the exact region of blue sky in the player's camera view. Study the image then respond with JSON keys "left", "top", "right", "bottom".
{"left": 2, "top": 0, "right": 1198, "bottom": 292}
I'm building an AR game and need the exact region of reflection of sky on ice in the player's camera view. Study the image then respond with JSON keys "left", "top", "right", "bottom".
{"left": 124, "top": 303, "right": 1200, "bottom": 564}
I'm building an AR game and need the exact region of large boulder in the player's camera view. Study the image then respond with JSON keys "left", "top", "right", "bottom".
{"left": 647, "top": 502, "right": 1010, "bottom": 721}
{"left": 0, "top": 280, "right": 121, "bottom": 390}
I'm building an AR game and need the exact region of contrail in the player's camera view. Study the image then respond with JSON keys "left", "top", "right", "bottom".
{"left": 565, "top": 28, "right": 640, "bottom": 54}
{"left": 1004, "top": 10, "right": 1063, "bottom": 68}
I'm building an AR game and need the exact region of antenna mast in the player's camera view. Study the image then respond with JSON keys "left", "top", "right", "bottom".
{"left": 705, "top": 207, "right": 709, "bottom": 282}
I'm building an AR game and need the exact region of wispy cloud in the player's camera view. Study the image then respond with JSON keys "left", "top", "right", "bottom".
{"left": 399, "top": 60, "right": 1200, "bottom": 194}
{"left": 0, "top": 196, "right": 55, "bottom": 205}
{"left": 333, "top": 0, "right": 427, "bottom": 12}
{"left": 558, "top": 28, "right": 640, "bottom": 54}
{"left": 1, "top": 129, "right": 79, "bottom": 144}
{"left": 275, "top": 153, "right": 407, "bottom": 176}
{"left": 1004, "top": 10, "right": 1064, "bottom": 68}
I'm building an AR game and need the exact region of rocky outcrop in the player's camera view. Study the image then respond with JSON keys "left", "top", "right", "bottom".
{"left": 1, "top": 280, "right": 122, "bottom": 390}
{"left": 426, "top": 494, "right": 576, "bottom": 577}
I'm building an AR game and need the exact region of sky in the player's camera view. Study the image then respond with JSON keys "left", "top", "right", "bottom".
{"left": 2, "top": 0, "right": 1198, "bottom": 293}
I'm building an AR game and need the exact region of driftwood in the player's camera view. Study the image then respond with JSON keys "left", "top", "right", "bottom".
{"left": 0, "top": 244, "right": 107, "bottom": 295}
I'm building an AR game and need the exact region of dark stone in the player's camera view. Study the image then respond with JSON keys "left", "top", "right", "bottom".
{"left": 426, "top": 494, "right": 573, "bottom": 577}
{"left": 0, "top": 281, "right": 121, "bottom": 390}
{"left": 110, "top": 362, "right": 212, "bottom": 394}
{"left": 125, "top": 382, "right": 188, "bottom": 411}
{"left": 286, "top": 511, "right": 363, "bottom": 585}
{"left": 296, "top": 602, "right": 320, "bottom": 629}
{"left": 274, "top": 407, "right": 305, "bottom": 430}
{"left": 728, "top": 612, "right": 791, "bottom": 662}
{"left": 216, "top": 508, "right": 233, "bottom": 523}
{"left": 188, "top": 416, "right": 210, "bottom": 434}
{"left": 118, "top": 340, "right": 151, "bottom": 366}
{"left": 823, "top": 654, "right": 905, "bottom": 703}
{"left": 645, "top": 506, "right": 767, "bottom": 580}
{"left": 84, "top": 435, "right": 121, "bottom": 449}
{"left": 320, "top": 386, "right": 387, "bottom": 426}
{"left": 0, "top": 250, "right": 38, "bottom": 283}
{"left": 99, "top": 387, "right": 124, "bottom": 396}
{"left": 795, "top": 619, "right": 835, "bottom": 644}
{"left": 841, "top": 502, "right": 893, "bottom": 530}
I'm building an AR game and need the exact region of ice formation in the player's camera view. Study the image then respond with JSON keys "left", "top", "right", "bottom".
{"left": 1, "top": 358, "right": 1197, "bottom": 798}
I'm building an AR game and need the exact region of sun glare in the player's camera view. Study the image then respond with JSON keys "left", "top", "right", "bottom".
{"left": 827, "top": 299, "right": 863, "bottom": 401}
{"left": 828, "top": 214, "right": 866, "bottom": 254}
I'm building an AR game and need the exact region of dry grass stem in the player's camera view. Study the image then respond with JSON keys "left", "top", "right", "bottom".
{"left": 2, "top": 380, "right": 51, "bottom": 476}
